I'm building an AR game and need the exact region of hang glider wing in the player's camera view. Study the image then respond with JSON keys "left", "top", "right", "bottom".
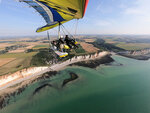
{"left": 20, "top": 0, "right": 89, "bottom": 32}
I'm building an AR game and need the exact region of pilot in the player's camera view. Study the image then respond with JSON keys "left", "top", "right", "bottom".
{"left": 64, "top": 35, "right": 78, "bottom": 49}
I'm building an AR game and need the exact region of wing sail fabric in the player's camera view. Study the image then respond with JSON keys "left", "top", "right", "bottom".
{"left": 20, "top": 0, "right": 89, "bottom": 32}
{"left": 36, "top": 21, "right": 68, "bottom": 32}
{"left": 21, "top": 0, "right": 52, "bottom": 24}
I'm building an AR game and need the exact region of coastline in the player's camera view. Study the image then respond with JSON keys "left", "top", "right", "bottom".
{"left": 117, "top": 50, "right": 150, "bottom": 60}
{"left": 0, "top": 51, "right": 113, "bottom": 109}
{"left": 70, "top": 54, "right": 114, "bottom": 68}
{"left": 0, "top": 51, "right": 112, "bottom": 91}
{"left": 118, "top": 53, "right": 150, "bottom": 60}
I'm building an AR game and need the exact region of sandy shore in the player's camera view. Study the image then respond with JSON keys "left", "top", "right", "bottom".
{"left": 0, "top": 51, "right": 110, "bottom": 92}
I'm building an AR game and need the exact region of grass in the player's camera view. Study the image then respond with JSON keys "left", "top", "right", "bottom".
{"left": 84, "top": 39, "right": 96, "bottom": 42}
{"left": 103, "top": 38, "right": 150, "bottom": 51}
{"left": 0, "top": 58, "right": 16, "bottom": 67}
{"left": 0, "top": 52, "right": 37, "bottom": 76}
{"left": 115, "top": 43, "right": 150, "bottom": 50}
{"left": 74, "top": 44, "right": 86, "bottom": 54}
{"left": 67, "top": 44, "right": 87, "bottom": 56}
{"left": 80, "top": 42, "right": 99, "bottom": 53}
{"left": 0, "top": 52, "right": 37, "bottom": 58}
{"left": 30, "top": 50, "right": 53, "bottom": 66}
{"left": 33, "top": 45, "right": 49, "bottom": 49}
{"left": 0, "top": 41, "right": 92, "bottom": 76}
{"left": 104, "top": 39, "right": 118, "bottom": 44}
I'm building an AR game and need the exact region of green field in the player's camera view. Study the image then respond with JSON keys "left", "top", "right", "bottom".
{"left": 0, "top": 43, "right": 88, "bottom": 76}
{"left": 0, "top": 52, "right": 37, "bottom": 76}
{"left": 33, "top": 45, "right": 49, "bottom": 49}
{"left": 104, "top": 38, "right": 150, "bottom": 50}
{"left": 115, "top": 43, "right": 150, "bottom": 50}
{"left": 74, "top": 45, "right": 86, "bottom": 54}
{"left": 68, "top": 44, "right": 87, "bottom": 56}
{"left": 0, "top": 37, "right": 90, "bottom": 76}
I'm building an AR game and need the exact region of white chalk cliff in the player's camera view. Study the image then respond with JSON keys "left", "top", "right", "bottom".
{"left": 0, "top": 51, "right": 110, "bottom": 90}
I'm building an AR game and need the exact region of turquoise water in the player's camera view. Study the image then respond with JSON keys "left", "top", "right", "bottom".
{"left": 1, "top": 55, "right": 150, "bottom": 113}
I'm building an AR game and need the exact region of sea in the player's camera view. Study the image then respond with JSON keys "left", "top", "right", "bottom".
{"left": 1, "top": 55, "right": 150, "bottom": 113}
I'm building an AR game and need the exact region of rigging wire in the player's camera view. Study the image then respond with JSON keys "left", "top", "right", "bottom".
{"left": 58, "top": 22, "right": 61, "bottom": 39}
{"left": 61, "top": 24, "right": 74, "bottom": 38}
{"left": 47, "top": 31, "right": 51, "bottom": 48}
{"left": 68, "top": 20, "right": 77, "bottom": 35}
{"left": 61, "top": 25, "right": 67, "bottom": 36}
{"left": 74, "top": 19, "right": 79, "bottom": 38}
{"left": 61, "top": 19, "right": 79, "bottom": 40}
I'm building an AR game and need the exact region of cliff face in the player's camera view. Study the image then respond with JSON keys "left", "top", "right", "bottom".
{"left": 0, "top": 51, "right": 111, "bottom": 89}
{"left": 118, "top": 49, "right": 150, "bottom": 60}
{"left": 0, "top": 51, "right": 113, "bottom": 110}
{"left": 69, "top": 52, "right": 110, "bottom": 61}
{"left": 69, "top": 53, "right": 114, "bottom": 68}
{"left": 0, "top": 67, "right": 48, "bottom": 87}
{"left": 128, "top": 49, "right": 150, "bottom": 56}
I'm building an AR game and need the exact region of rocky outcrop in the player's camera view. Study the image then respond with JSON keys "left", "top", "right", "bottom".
{"left": 0, "top": 71, "right": 57, "bottom": 110}
{"left": 130, "top": 49, "right": 150, "bottom": 56}
{"left": 118, "top": 49, "right": 150, "bottom": 60}
{"left": 70, "top": 55, "right": 114, "bottom": 68}
{"left": 62, "top": 72, "right": 78, "bottom": 87}
{"left": 69, "top": 52, "right": 111, "bottom": 63}
{"left": 33, "top": 83, "right": 52, "bottom": 96}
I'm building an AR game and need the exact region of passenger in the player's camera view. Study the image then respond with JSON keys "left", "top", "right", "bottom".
{"left": 64, "top": 35, "right": 72, "bottom": 49}
{"left": 56, "top": 36, "right": 64, "bottom": 51}
{"left": 59, "top": 36, "right": 64, "bottom": 44}
{"left": 64, "top": 35, "right": 78, "bottom": 49}
{"left": 70, "top": 38, "right": 78, "bottom": 49}
{"left": 51, "top": 41, "right": 57, "bottom": 50}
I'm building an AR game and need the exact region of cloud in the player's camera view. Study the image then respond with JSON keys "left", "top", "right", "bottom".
{"left": 124, "top": 0, "right": 150, "bottom": 15}
{"left": 122, "top": 0, "right": 150, "bottom": 25}
{"left": 125, "top": 8, "right": 143, "bottom": 15}
{"left": 96, "top": 20, "right": 112, "bottom": 27}
{"left": 96, "top": 2, "right": 102, "bottom": 11}
{"left": 96, "top": 1, "right": 113, "bottom": 14}
{"left": 119, "top": 3, "right": 127, "bottom": 9}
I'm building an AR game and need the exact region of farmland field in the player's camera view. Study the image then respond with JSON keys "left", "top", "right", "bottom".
{"left": 0, "top": 35, "right": 149, "bottom": 76}
{"left": 0, "top": 37, "right": 50, "bottom": 76}
{"left": 8, "top": 49, "right": 25, "bottom": 53}
{"left": 0, "top": 58, "right": 16, "bottom": 67}
{"left": 32, "top": 45, "right": 49, "bottom": 49}
{"left": 0, "top": 52, "right": 37, "bottom": 76}
{"left": 103, "top": 38, "right": 150, "bottom": 50}
{"left": 115, "top": 43, "right": 150, "bottom": 50}
{"left": 0, "top": 43, "right": 14, "bottom": 50}
{"left": 84, "top": 39, "right": 95, "bottom": 42}
{"left": 80, "top": 42, "right": 99, "bottom": 53}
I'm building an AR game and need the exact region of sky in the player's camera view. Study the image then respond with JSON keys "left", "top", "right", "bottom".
{"left": 1, "top": 0, "right": 150, "bottom": 36}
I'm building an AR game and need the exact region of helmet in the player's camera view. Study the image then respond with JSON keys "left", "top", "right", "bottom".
{"left": 60, "top": 35, "right": 63, "bottom": 38}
